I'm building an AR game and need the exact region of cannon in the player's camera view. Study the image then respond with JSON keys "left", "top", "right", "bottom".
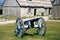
{"left": 15, "top": 17, "right": 46, "bottom": 38}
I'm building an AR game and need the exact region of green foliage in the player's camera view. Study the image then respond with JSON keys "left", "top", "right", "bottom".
{"left": 0, "top": 22, "right": 60, "bottom": 40}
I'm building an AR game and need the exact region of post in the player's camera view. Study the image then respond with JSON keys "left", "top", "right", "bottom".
{"left": 5, "top": 15, "right": 9, "bottom": 21}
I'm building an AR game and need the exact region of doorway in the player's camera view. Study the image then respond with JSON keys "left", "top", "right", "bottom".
{"left": 0, "top": 10, "right": 2, "bottom": 15}
{"left": 34, "top": 9, "right": 36, "bottom": 16}
{"left": 41, "top": 12, "right": 44, "bottom": 16}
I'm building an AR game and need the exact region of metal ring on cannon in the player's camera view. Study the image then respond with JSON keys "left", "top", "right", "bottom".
{"left": 36, "top": 17, "right": 46, "bottom": 36}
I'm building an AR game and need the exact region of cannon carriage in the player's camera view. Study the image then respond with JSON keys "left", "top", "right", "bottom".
{"left": 15, "top": 17, "right": 46, "bottom": 38}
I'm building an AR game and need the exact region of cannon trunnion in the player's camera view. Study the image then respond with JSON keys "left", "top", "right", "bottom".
{"left": 15, "top": 17, "right": 46, "bottom": 38}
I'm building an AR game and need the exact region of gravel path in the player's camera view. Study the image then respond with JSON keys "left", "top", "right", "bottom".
{"left": 48, "top": 20, "right": 60, "bottom": 22}
{"left": 0, "top": 20, "right": 16, "bottom": 25}
{"left": 0, "top": 17, "right": 60, "bottom": 25}
{"left": 0, "top": 17, "right": 40, "bottom": 25}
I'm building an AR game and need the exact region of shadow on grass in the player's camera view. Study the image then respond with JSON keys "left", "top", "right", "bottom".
{"left": 24, "top": 33, "right": 34, "bottom": 36}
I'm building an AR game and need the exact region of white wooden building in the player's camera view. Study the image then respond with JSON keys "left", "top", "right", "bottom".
{"left": 3, "top": 0, "right": 52, "bottom": 17}
{"left": 51, "top": 0, "right": 60, "bottom": 18}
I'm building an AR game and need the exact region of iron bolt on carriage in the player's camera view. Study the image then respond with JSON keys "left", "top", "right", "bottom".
{"left": 15, "top": 17, "right": 46, "bottom": 38}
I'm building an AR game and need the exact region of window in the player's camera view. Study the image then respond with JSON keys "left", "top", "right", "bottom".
{"left": 41, "top": 12, "right": 44, "bottom": 16}
{"left": 28, "top": 8, "right": 31, "bottom": 13}
{"left": 27, "top": 8, "right": 32, "bottom": 14}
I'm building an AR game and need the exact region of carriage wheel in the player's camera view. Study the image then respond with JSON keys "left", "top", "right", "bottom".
{"left": 15, "top": 18, "right": 24, "bottom": 38}
{"left": 37, "top": 18, "right": 46, "bottom": 36}
{"left": 18, "top": 28, "right": 24, "bottom": 38}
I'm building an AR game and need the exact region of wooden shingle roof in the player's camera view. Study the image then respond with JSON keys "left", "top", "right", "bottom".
{"left": 3, "top": 0, "right": 19, "bottom": 6}
{"left": 52, "top": 0, "right": 60, "bottom": 5}
{"left": 17, "top": 0, "right": 52, "bottom": 8}
{"left": 3, "top": 0, "right": 52, "bottom": 8}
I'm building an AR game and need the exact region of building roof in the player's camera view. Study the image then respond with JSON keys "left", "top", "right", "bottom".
{"left": 52, "top": 0, "right": 60, "bottom": 5}
{"left": 3, "top": 0, "right": 19, "bottom": 6}
{"left": 3, "top": 0, "right": 52, "bottom": 8}
{"left": 17, "top": 0, "right": 52, "bottom": 8}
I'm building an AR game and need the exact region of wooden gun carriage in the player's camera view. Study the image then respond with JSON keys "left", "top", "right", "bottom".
{"left": 15, "top": 17, "right": 46, "bottom": 38}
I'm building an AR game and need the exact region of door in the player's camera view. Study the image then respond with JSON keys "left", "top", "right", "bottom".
{"left": 0, "top": 10, "right": 2, "bottom": 15}
{"left": 34, "top": 9, "right": 36, "bottom": 16}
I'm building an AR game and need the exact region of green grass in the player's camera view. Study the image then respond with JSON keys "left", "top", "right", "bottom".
{"left": 0, "top": 22, "right": 60, "bottom": 40}
{"left": 0, "top": 15, "right": 5, "bottom": 19}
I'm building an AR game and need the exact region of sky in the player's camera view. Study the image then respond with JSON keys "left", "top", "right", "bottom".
{"left": 0, "top": 0, "right": 4, "bottom": 5}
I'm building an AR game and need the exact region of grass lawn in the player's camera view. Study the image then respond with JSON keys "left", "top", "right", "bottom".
{"left": 0, "top": 21, "right": 60, "bottom": 40}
